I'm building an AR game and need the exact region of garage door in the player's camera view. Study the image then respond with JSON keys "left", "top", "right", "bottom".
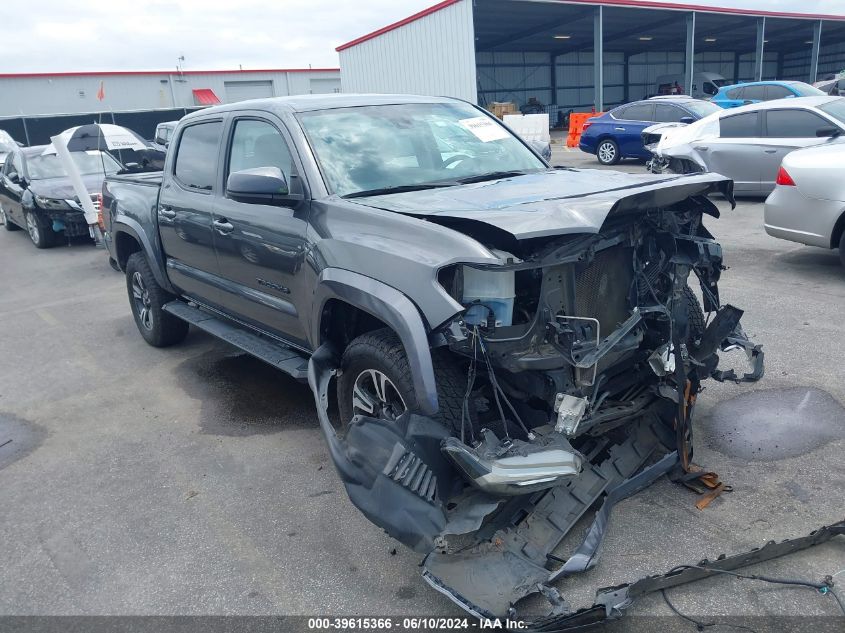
{"left": 309, "top": 78, "right": 341, "bottom": 94}
{"left": 224, "top": 80, "right": 274, "bottom": 102}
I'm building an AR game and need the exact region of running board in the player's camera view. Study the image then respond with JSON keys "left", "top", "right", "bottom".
{"left": 163, "top": 301, "right": 309, "bottom": 380}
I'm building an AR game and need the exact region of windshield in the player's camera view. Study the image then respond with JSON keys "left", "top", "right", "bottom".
{"left": 297, "top": 102, "right": 546, "bottom": 197}
{"left": 27, "top": 151, "right": 123, "bottom": 180}
{"left": 712, "top": 79, "right": 728, "bottom": 88}
{"left": 794, "top": 83, "right": 826, "bottom": 96}
{"left": 818, "top": 98, "right": 845, "bottom": 125}
{"left": 683, "top": 101, "right": 721, "bottom": 117}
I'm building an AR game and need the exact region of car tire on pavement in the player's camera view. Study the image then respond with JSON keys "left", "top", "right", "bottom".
{"left": 125, "top": 252, "right": 189, "bottom": 348}
{"left": 839, "top": 231, "right": 845, "bottom": 269}
{"left": 1, "top": 203, "right": 20, "bottom": 231}
{"left": 25, "top": 211, "right": 56, "bottom": 248}
{"left": 596, "top": 139, "right": 620, "bottom": 166}
{"left": 337, "top": 328, "right": 469, "bottom": 434}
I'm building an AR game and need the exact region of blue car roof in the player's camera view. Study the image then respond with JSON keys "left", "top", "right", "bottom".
{"left": 718, "top": 80, "right": 803, "bottom": 90}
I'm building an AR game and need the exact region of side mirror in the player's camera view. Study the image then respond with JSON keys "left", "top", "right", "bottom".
{"left": 816, "top": 127, "right": 841, "bottom": 138}
{"left": 8, "top": 172, "right": 20, "bottom": 184}
{"left": 226, "top": 166, "right": 298, "bottom": 206}
{"left": 155, "top": 136, "right": 166, "bottom": 145}
{"left": 680, "top": 116, "right": 695, "bottom": 124}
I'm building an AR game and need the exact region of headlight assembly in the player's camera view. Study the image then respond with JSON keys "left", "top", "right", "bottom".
{"left": 34, "top": 195, "right": 72, "bottom": 211}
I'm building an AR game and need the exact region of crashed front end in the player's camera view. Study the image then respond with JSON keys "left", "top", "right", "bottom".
{"left": 308, "top": 173, "right": 763, "bottom": 622}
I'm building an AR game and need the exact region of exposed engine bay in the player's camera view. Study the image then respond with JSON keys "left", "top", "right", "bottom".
{"left": 307, "top": 176, "right": 765, "bottom": 624}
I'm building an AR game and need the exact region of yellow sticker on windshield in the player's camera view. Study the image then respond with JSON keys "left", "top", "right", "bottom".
{"left": 459, "top": 117, "right": 510, "bottom": 142}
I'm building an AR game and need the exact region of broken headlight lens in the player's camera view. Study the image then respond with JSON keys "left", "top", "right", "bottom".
{"left": 34, "top": 195, "right": 72, "bottom": 211}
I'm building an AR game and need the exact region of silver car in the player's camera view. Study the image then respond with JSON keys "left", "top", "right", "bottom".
{"left": 648, "top": 96, "right": 845, "bottom": 194}
{"left": 764, "top": 138, "right": 845, "bottom": 266}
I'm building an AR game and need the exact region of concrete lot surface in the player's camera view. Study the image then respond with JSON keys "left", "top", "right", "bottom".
{"left": 0, "top": 150, "right": 843, "bottom": 625}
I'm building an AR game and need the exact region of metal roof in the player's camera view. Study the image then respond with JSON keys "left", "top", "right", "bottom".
{"left": 337, "top": 0, "right": 845, "bottom": 52}
{"left": 0, "top": 68, "right": 340, "bottom": 79}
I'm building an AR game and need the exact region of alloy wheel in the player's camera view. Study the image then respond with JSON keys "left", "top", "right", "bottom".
{"left": 598, "top": 142, "right": 616, "bottom": 164}
{"left": 26, "top": 213, "right": 40, "bottom": 244}
{"left": 131, "top": 271, "right": 154, "bottom": 331}
{"left": 0, "top": 203, "right": 6, "bottom": 225}
{"left": 351, "top": 369, "right": 407, "bottom": 421}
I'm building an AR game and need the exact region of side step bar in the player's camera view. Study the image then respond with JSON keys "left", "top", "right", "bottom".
{"left": 163, "top": 301, "right": 309, "bottom": 380}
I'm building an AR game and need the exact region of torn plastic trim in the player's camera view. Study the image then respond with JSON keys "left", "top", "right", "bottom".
{"left": 526, "top": 519, "right": 845, "bottom": 632}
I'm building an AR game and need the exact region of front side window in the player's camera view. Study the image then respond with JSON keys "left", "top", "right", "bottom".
{"left": 174, "top": 121, "right": 223, "bottom": 191}
{"left": 726, "top": 87, "right": 744, "bottom": 100}
{"left": 765, "top": 109, "right": 832, "bottom": 138}
{"left": 743, "top": 85, "right": 768, "bottom": 101}
{"left": 297, "top": 102, "right": 545, "bottom": 198}
{"left": 720, "top": 112, "right": 759, "bottom": 138}
{"left": 654, "top": 104, "right": 685, "bottom": 123}
{"left": 766, "top": 85, "right": 793, "bottom": 100}
{"left": 26, "top": 151, "right": 122, "bottom": 180}
{"left": 227, "top": 119, "right": 294, "bottom": 182}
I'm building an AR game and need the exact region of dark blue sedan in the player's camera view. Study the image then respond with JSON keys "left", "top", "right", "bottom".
{"left": 579, "top": 97, "right": 720, "bottom": 165}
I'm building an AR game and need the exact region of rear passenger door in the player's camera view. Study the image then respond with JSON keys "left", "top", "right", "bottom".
{"left": 158, "top": 118, "right": 224, "bottom": 305}
{"left": 703, "top": 111, "right": 762, "bottom": 192}
{"left": 211, "top": 116, "right": 311, "bottom": 347}
{"left": 758, "top": 108, "right": 832, "bottom": 193}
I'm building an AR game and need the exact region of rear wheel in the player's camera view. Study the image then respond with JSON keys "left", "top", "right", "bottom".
{"left": 337, "top": 328, "right": 469, "bottom": 433}
{"left": 25, "top": 211, "right": 56, "bottom": 248}
{"left": 839, "top": 231, "right": 845, "bottom": 268}
{"left": 596, "top": 139, "right": 620, "bottom": 165}
{"left": 0, "top": 203, "right": 20, "bottom": 231}
{"left": 125, "top": 252, "right": 189, "bottom": 347}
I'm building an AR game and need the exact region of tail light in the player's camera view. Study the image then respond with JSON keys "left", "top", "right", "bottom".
{"left": 581, "top": 122, "right": 592, "bottom": 132}
{"left": 95, "top": 193, "right": 105, "bottom": 230}
{"left": 776, "top": 166, "right": 796, "bottom": 186}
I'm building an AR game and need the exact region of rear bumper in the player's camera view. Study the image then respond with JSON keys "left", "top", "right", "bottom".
{"left": 764, "top": 186, "right": 841, "bottom": 249}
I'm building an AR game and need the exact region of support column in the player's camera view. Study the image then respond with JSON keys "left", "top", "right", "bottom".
{"left": 623, "top": 52, "right": 630, "bottom": 103}
{"left": 733, "top": 51, "right": 740, "bottom": 83}
{"left": 809, "top": 20, "right": 822, "bottom": 84}
{"left": 685, "top": 12, "right": 696, "bottom": 96}
{"left": 594, "top": 5, "right": 603, "bottom": 112}
{"left": 550, "top": 52, "right": 558, "bottom": 108}
{"left": 755, "top": 17, "right": 766, "bottom": 81}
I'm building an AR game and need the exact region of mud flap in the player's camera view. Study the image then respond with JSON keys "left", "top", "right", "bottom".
{"left": 308, "top": 343, "right": 457, "bottom": 553}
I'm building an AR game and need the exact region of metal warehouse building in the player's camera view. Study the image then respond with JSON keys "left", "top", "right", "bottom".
{"left": 338, "top": 0, "right": 845, "bottom": 117}
{"left": 0, "top": 68, "right": 341, "bottom": 118}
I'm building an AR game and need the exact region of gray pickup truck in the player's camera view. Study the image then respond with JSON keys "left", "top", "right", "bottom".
{"left": 103, "top": 94, "right": 763, "bottom": 623}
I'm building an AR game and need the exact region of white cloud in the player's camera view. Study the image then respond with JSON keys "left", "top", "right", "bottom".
{"left": 1, "top": 0, "right": 842, "bottom": 73}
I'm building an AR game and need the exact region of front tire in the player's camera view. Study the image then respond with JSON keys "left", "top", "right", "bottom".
{"left": 839, "top": 231, "right": 845, "bottom": 269}
{"left": 337, "top": 328, "right": 469, "bottom": 433}
{"left": 596, "top": 139, "right": 620, "bottom": 165}
{"left": 25, "top": 211, "right": 55, "bottom": 248}
{"left": 125, "top": 252, "right": 189, "bottom": 347}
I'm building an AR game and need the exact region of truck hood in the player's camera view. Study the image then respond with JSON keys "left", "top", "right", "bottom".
{"left": 28, "top": 173, "right": 107, "bottom": 201}
{"left": 354, "top": 169, "right": 732, "bottom": 240}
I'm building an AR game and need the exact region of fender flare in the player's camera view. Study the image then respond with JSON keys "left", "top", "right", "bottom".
{"left": 311, "top": 268, "right": 439, "bottom": 416}
{"left": 112, "top": 219, "right": 174, "bottom": 293}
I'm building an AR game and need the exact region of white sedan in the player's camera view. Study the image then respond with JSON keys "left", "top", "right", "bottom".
{"left": 764, "top": 137, "right": 845, "bottom": 266}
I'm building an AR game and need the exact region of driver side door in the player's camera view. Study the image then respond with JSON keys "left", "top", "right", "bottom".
{"left": 0, "top": 152, "right": 25, "bottom": 226}
{"left": 211, "top": 116, "right": 312, "bottom": 347}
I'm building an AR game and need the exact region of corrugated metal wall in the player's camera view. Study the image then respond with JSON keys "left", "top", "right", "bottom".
{"left": 338, "top": 0, "right": 477, "bottom": 102}
{"left": 0, "top": 70, "right": 340, "bottom": 117}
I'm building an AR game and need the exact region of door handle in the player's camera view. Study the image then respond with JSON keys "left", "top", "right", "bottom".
{"left": 159, "top": 207, "right": 176, "bottom": 219}
{"left": 213, "top": 218, "right": 234, "bottom": 235}
{"left": 764, "top": 149, "right": 777, "bottom": 154}
{"left": 694, "top": 146, "right": 709, "bottom": 151}
{"left": 614, "top": 127, "right": 626, "bottom": 131}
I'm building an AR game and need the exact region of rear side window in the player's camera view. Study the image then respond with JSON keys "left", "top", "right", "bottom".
{"left": 743, "top": 85, "right": 768, "bottom": 101}
{"left": 654, "top": 104, "right": 685, "bottom": 123}
{"left": 720, "top": 112, "right": 759, "bottom": 138}
{"left": 620, "top": 104, "right": 655, "bottom": 121}
{"left": 766, "top": 85, "right": 793, "bottom": 100}
{"left": 765, "top": 109, "right": 831, "bottom": 138}
{"left": 174, "top": 121, "right": 223, "bottom": 191}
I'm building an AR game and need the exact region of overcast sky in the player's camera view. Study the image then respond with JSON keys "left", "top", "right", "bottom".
{"left": 3, "top": 0, "right": 843, "bottom": 73}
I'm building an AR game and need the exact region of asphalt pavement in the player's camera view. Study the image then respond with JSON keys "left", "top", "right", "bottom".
{"left": 0, "top": 149, "right": 843, "bottom": 627}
